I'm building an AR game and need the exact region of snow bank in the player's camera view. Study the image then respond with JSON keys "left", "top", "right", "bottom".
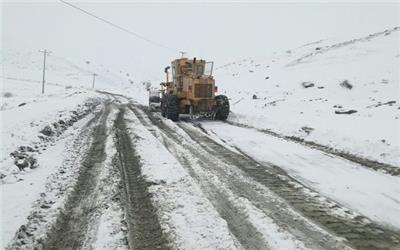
{"left": 202, "top": 122, "right": 400, "bottom": 230}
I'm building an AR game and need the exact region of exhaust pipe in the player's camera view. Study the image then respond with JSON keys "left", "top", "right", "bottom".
{"left": 164, "top": 66, "right": 170, "bottom": 82}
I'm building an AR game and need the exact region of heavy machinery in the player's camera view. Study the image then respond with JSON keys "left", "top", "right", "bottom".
{"left": 148, "top": 90, "right": 161, "bottom": 112}
{"left": 160, "top": 57, "right": 229, "bottom": 121}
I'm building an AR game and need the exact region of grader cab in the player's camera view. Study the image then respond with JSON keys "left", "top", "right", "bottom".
{"left": 160, "top": 57, "right": 229, "bottom": 121}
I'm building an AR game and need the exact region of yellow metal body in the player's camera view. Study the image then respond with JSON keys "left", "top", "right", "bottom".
{"left": 162, "top": 57, "right": 216, "bottom": 114}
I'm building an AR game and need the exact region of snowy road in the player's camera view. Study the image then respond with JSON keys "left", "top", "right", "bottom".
{"left": 3, "top": 93, "right": 400, "bottom": 250}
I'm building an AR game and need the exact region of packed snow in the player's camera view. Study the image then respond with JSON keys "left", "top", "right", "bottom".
{"left": 201, "top": 121, "right": 400, "bottom": 230}
{"left": 125, "top": 109, "right": 241, "bottom": 249}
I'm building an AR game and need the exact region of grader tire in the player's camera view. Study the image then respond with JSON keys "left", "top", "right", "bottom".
{"left": 161, "top": 97, "right": 167, "bottom": 117}
{"left": 166, "top": 95, "right": 179, "bottom": 121}
{"left": 214, "top": 95, "right": 230, "bottom": 121}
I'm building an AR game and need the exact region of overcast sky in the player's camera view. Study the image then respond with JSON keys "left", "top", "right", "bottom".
{"left": 2, "top": 1, "right": 399, "bottom": 81}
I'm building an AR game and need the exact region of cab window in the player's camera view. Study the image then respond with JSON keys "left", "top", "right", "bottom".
{"left": 195, "top": 64, "right": 204, "bottom": 76}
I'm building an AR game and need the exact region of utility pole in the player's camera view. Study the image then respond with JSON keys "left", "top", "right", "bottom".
{"left": 92, "top": 73, "right": 97, "bottom": 88}
{"left": 39, "top": 50, "right": 52, "bottom": 94}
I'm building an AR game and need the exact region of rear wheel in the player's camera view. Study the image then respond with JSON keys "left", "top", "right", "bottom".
{"left": 166, "top": 95, "right": 179, "bottom": 121}
{"left": 214, "top": 95, "right": 230, "bottom": 120}
{"left": 161, "top": 96, "right": 167, "bottom": 117}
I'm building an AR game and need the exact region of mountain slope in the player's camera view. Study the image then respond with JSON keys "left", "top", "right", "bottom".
{"left": 215, "top": 27, "right": 400, "bottom": 166}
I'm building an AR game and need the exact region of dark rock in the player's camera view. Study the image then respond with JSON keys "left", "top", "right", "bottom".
{"left": 18, "top": 103, "right": 27, "bottom": 107}
{"left": 18, "top": 146, "right": 36, "bottom": 153}
{"left": 302, "top": 82, "right": 315, "bottom": 88}
{"left": 40, "top": 204, "right": 51, "bottom": 209}
{"left": 29, "top": 161, "right": 38, "bottom": 169}
{"left": 301, "top": 126, "right": 314, "bottom": 135}
{"left": 17, "top": 225, "right": 27, "bottom": 237}
{"left": 335, "top": 109, "right": 358, "bottom": 114}
{"left": 10, "top": 151, "right": 24, "bottom": 159}
{"left": 340, "top": 80, "right": 353, "bottom": 89}
{"left": 265, "top": 76, "right": 270, "bottom": 80}
{"left": 2, "top": 92, "right": 13, "bottom": 98}
{"left": 15, "top": 159, "right": 29, "bottom": 170}
{"left": 252, "top": 94, "right": 258, "bottom": 99}
{"left": 40, "top": 125, "right": 54, "bottom": 136}
{"left": 386, "top": 101, "right": 396, "bottom": 106}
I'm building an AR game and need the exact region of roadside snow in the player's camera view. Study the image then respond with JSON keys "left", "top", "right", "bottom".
{"left": 0, "top": 78, "right": 102, "bottom": 179}
{"left": 216, "top": 27, "right": 400, "bottom": 166}
{"left": 0, "top": 113, "right": 95, "bottom": 247}
{"left": 201, "top": 121, "right": 400, "bottom": 230}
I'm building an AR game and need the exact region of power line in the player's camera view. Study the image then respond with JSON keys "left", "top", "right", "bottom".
{"left": 59, "top": 0, "right": 181, "bottom": 53}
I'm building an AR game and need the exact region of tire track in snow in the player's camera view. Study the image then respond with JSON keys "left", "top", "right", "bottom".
{"left": 128, "top": 105, "right": 271, "bottom": 250}
{"left": 114, "top": 106, "right": 170, "bottom": 250}
{"left": 40, "top": 101, "right": 112, "bottom": 249}
{"left": 225, "top": 120, "right": 400, "bottom": 177}
{"left": 129, "top": 105, "right": 352, "bottom": 250}
{"left": 5, "top": 101, "right": 106, "bottom": 249}
{"left": 178, "top": 122, "right": 400, "bottom": 250}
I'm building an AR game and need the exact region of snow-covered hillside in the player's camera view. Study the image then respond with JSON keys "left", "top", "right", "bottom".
{"left": 0, "top": 50, "right": 157, "bottom": 186}
{"left": 1, "top": 50, "right": 143, "bottom": 91}
{"left": 215, "top": 27, "right": 400, "bottom": 166}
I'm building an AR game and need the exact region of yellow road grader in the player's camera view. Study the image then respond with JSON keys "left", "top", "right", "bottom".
{"left": 160, "top": 57, "right": 229, "bottom": 121}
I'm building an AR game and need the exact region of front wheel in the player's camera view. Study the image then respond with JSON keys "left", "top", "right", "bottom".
{"left": 166, "top": 95, "right": 179, "bottom": 121}
{"left": 214, "top": 95, "right": 230, "bottom": 120}
{"left": 161, "top": 96, "right": 167, "bottom": 117}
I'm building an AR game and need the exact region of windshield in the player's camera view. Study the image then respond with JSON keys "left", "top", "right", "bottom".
{"left": 204, "top": 62, "right": 213, "bottom": 76}
{"left": 195, "top": 64, "right": 204, "bottom": 76}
